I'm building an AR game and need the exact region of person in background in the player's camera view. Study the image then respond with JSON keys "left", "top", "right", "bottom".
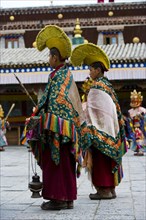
{"left": 128, "top": 90, "right": 146, "bottom": 155}
{"left": 25, "top": 25, "right": 85, "bottom": 210}
{"left": 0, "top": 105, "right": 10, "bottom": 151}
{"left": 71, "top": 43, "right": 127, "bottom": 200}
{"left": 122, "top": 111, "right": 133, "bottom": 149}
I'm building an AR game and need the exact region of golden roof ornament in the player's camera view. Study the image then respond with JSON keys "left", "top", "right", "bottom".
{"left": 130, "top": 90, "right": 143, "bottom": 108}
{"left": 133, "top": 37, "right": 140, "bottom": 43}
{"left": 58, "top": 13, "right": 63, "bottom": 19}
{"left": 74, "top": 18, "right": 82, "bottom": 38}
{"left": 108, "top": 11, "right": 114, "bottom": 16}
{"left": 84, "top": 39, "right": 88, "bottom": 44}
{"left": 10, "top": 16, "right": 15, "bottom": 21}
{"left": 32, "top": 41, "right": 37, "bottom": 48}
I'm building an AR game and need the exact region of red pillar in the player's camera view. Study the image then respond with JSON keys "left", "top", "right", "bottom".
{"left": 97, "top": 0, "right": 104, "bottom": 3}
{"left": 109, "top": 0, "right": 114, "bottom": 2}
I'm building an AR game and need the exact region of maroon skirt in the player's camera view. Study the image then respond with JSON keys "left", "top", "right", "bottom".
{"left": 42, "top": 142, "right": 77, "bottom": 201}
{"left": 91, "top": 147, "right": 114, "bottom": 187}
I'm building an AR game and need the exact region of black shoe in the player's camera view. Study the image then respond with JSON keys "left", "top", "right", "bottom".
{"left": 67, "top": 201, "right": 74, "bottom": 209}
{"left": 89, "top": 192, "right": 113, "bottom": 200}
{"left": 41, "top": 200, "right": 69, "bottom": 210}
{"left": 134, "top": 151, "right": 144, "bottom": 156}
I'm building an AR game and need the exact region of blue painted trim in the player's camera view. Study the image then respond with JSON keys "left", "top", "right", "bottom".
{"left": 0, "top": 63, "right": 146, "bottom": 74}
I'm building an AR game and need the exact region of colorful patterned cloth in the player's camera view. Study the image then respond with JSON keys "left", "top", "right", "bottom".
{"left": 27, "top": 65, "right": 85, "bottom": 177}
{"left": 82, "top": 77, "right": 127, "bottom": 185}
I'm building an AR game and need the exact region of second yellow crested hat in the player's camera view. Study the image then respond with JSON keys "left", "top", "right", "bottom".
{"left": 36, "top": 25, "right": 71, "bottom": 59}
{"left": 71, "top": 43, "right": 110, "bottom": 70}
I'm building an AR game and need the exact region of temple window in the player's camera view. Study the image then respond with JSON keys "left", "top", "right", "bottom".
{"left": 5, "top": 38, "right": 19, "bottom": 48}
{"left": 103, "top": 34, "right": 118, "bottom": 45}
{"left": 0, "top": 33, "right": 25, "bottom": 49}
{"left": 97, "top": 31, "right": 124, "bottom": 45}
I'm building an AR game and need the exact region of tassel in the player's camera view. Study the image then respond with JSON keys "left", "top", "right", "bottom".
{"left": 76, "top": 164, "right": 82, "bottom": 178}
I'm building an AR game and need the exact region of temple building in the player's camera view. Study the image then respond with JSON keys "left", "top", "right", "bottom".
{"left": 0, "top": 1, "right": 146, "bottom": 144}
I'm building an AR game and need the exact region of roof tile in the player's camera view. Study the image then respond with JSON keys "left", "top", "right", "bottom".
{"left": 0, "top": 43, "right": 145, "bottom": 67}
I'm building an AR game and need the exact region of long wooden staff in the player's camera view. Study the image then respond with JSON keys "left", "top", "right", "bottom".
{"left": 4, "top": 103, "right": 15, "bottom": 121}
{"left": 13, "top": 73, "right": 37, "bottom": 107}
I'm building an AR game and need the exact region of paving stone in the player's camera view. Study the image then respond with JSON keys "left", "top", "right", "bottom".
{"left": 0, "top": 147, "right": 145, "bottom": 220}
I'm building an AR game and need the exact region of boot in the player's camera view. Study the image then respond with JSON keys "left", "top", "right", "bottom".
{"left": 89, "top": 187, "right": 113, "bottom": 200}
{"left": 41, "top": 200, "right": 67, "bottom": 210}
{"left": 110, "top": 187, "right": 117, "bottom": 198}
{"left": 134, "top": 151, "right": 144, "bottom": 156}
{"left": 41, "top": 200, "right": 74, "bottom": 210}
{"left": 89, "top": 186, "right": 99, "bottom": 200}
{"left": 99, "top": 188, "right": 113, "bottom": 199}
{"left": 67, "top": 201, "right": 74, "bottom": 209}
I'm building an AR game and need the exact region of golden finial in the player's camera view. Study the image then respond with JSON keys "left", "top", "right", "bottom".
{"left": 10, "top": 16, "right": 15, "bottom": 21}
{"left": 32, "top": 41, "right": 37, "bottom": 48}
{"left": 58, "top": 13, "right": 63, "bottom": 19}
{"left": 108, "top": 11, "right": 114, "bottom": 16}
{"left": 133, "top": 37, "right": 140, "bottom": 43}
{"left": 74, "top": 18, "right": 82, "bottom": 38}
{"left": 84, "top": 39, "right": 88, "bottom": 44}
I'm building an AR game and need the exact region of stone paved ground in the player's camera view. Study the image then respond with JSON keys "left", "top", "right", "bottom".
{"left": 0, "top": 146, "right": 145, "bottom": 220}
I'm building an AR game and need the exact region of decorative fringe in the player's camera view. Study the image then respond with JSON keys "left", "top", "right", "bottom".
{"left": 76, "top": 164, "right": 82, "bottom": 178}
{"left": 43, "top": 112, "right": 77, "bottom": 143}
{"left": 114, "top": 164, "right": 123, "bottom": 186}
{"left": 27, "top": 112, "right": 82, "bottom": 175}
{"left": 30, "top": 141, "right": 43, "bottom": 167}
{"left": 122, "top": 139, "right": 128, "bottom": 155}
{"left": 21, "top": 126, "right": 27, "bottom": 145}
{"left": 21, "top": 137, "right": 27, "bottom": 145}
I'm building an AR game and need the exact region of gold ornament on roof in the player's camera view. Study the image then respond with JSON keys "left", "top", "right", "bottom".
{"left": 108, "top": 11, "right": 114, "bottom": 16}
{"left": 130, "top": 90, "right": 143, "bottom": 108}
{"left": 58, "top": 14, "right": 63, "bottom": 19}
{"left": 133, "top": 37, "right": 140, "bottom": 43}
{"left": 84, "top": 39, "right": 88, "bottom": 44}
{"left": 10, "top": 16, "right": 15, "bottom": 21}
{"left": 32, "top": 41, "right": 37, "bottom": 48}
{"left": 74, "top": 18, "right": 82, "bottom": 38}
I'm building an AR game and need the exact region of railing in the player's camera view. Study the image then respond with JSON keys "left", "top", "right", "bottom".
{"left": 0, "top": 16, "right": 145, "bottom": 31}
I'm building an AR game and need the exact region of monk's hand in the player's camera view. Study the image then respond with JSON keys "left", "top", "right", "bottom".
{"left": 32, "top": 106, "right": 38, "bottom": 114}
{"left": 25, "top": 117, "right": 31, "bottom": 125}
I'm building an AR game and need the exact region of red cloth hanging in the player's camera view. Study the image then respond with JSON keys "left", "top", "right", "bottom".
{"left": 97, "top": 0, "right": 104, "bottom": 3}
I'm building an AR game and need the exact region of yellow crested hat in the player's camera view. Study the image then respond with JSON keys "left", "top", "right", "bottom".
{"left": 36, "top": 25, "right": 71, "bottom": 59}
{"left": 71, "top": 43, "right": 110, "bottom": 70}
{"left": 0, "top": 105, "right": 4, "bottom": 118}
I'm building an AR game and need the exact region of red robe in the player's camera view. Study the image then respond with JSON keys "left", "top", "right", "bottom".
{"left": 42, "top": 142, "right": 77, "bottom": 201}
